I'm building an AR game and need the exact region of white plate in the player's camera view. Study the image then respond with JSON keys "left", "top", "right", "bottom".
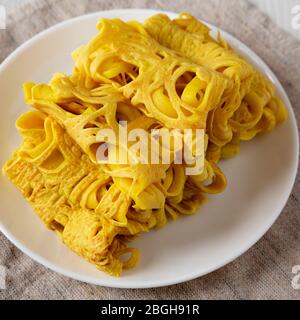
{"left": 0, "top": 9, "right": 298, "bottom": 289}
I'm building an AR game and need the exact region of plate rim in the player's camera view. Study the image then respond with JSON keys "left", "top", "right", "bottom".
{"left": 0, "top": 8, "right": 298, "bottom": 289}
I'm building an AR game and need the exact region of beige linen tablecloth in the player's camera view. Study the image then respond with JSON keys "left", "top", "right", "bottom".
{"left": 0, "top": 0, "right": 299, "bottom": 300}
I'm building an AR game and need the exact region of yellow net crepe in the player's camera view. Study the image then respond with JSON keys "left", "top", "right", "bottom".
{"left": 2, "top": 13, "right": 287, "bottom": 276}
{"left": 144, "top": 13, "right": 287, "bottom": 161}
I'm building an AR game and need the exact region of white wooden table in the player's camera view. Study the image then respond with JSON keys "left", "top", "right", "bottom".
{"left": 1, "top": 0, "right": 300, "bottom": 41}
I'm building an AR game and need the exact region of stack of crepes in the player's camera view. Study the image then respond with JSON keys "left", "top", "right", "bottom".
{"left": 2, "top": 13, "right": 287, "bottom": 276}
